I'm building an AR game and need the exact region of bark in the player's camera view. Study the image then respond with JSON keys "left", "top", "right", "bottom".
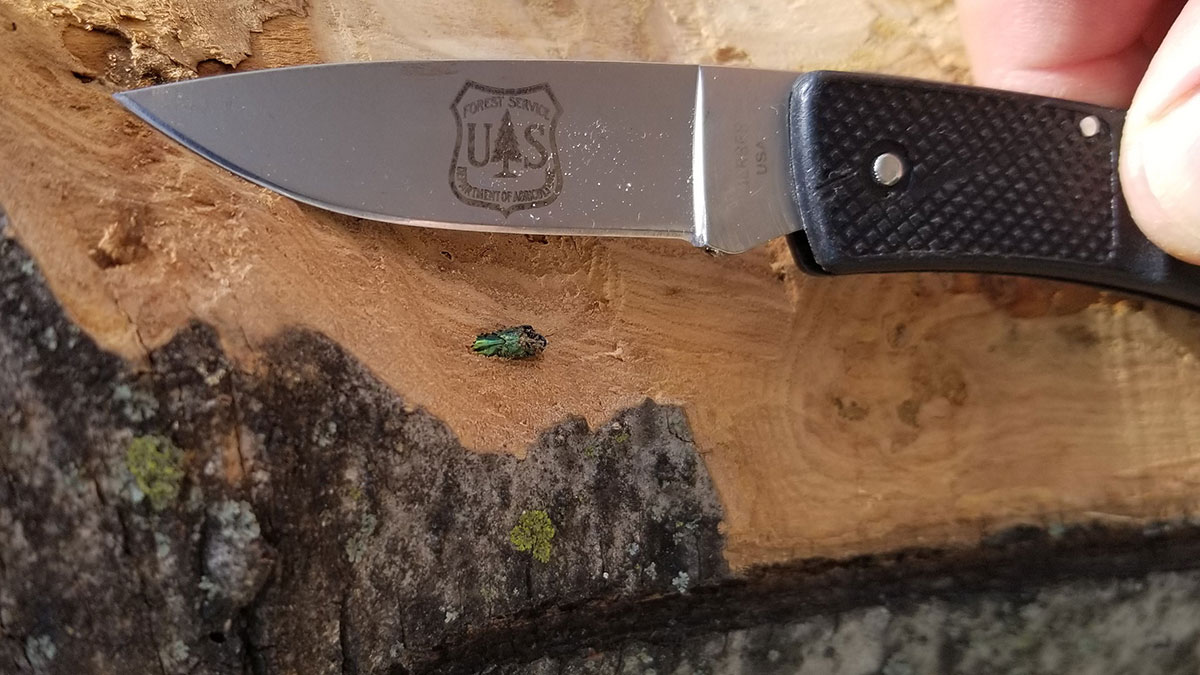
{"left": 1, "top": 221, "right": 728, "bottom": 673}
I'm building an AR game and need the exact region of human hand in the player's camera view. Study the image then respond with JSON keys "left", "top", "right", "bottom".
{"left": 958, "top": 0, "right": 1200, "bottom": 262}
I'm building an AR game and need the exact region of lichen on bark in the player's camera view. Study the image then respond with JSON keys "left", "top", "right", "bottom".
{"left": 509, "top": 510, "right": 555, "bottom": 563}
{"left": 124, "top": 434, "right": 184, "bottom": 511}
{"left": 0, "top": 227, "right": 727, "bottom": 673}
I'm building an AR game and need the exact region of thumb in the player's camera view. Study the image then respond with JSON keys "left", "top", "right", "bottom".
{"left": 1120, "top": 0, "right": 1200, "bottom": 263}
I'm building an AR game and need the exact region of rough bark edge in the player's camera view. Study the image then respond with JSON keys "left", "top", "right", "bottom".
{"left": 424, "top": 522, "right": 1200, "bottom": 673}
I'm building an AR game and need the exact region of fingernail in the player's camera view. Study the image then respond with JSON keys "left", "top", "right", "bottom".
{"left": 1123, "top": 91, "right": 1200, "bottom": 261}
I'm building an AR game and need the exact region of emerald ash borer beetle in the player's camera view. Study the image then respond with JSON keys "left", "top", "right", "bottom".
{"left": 471, "top": 325, "right": 547, "bottom": 360}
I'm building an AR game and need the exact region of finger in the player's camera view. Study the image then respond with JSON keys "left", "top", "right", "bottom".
{"left": 1120, "top": 0, "right": 1200, "bottom": 261}
{"left": 957, "top": 0, "right": 1164, "bottom": 106}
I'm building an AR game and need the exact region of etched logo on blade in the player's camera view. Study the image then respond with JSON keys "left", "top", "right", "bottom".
{"left": 450, "top": 81, "right": 563, "bottom": 217}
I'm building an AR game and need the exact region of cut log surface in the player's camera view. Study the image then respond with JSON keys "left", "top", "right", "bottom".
{"left": 4, "top": 0, "right": 1200, "bottom": 671}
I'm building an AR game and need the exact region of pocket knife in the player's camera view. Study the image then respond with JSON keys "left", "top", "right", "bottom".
{"left": 114, "top": 61, "right": 1200, "bottom": 309}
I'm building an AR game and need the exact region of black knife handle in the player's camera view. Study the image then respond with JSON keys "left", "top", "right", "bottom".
{"left": 786, "top": 70, "right": 1200, "bottom": 310}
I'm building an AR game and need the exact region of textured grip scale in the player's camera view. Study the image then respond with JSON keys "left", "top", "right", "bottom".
{"left": 787, "top": 71, "right": 1200, "bottom": 310}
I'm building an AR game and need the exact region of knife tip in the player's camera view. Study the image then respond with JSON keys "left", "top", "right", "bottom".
{"left": 111, "top": 88, "right": 157, "bottom": 123}
{"left": 111, "top": 89, "right": 135, "bottom": 109}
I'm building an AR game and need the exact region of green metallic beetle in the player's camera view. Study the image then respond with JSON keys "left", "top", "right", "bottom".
{"left": 471, "top": 325, "right": 547, "bottom": 360}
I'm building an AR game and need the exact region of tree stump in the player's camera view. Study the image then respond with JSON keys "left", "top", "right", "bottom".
{"left": 4, "top": 0, "right": 1200, "bottom": 673}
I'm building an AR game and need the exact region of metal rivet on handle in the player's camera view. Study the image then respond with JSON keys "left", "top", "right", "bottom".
{"left": 872, "top": 152, "right": 906, "bottom": 187}
{"left": 1079, "top": 115, "right": 1101, "bottom": 138}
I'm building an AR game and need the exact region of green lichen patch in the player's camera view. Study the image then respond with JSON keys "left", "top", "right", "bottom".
{"left": 607, "top": 420, "right": 631, "bottom": 446}
{"left": 125, "top": 435, "right": 184, "bottom": 511}
{"left": 509, "top": 509, "right": 556, "bottom": 563}
{"left": 583, "top": 424, "right": 631, "bottom": 459}
{"left": 471, "top": 325, "right": 547, "bottom": 360}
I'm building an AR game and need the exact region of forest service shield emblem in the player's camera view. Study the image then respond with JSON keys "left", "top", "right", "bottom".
{"left": 450, "top": 81, "right": 563, "bottom": 217}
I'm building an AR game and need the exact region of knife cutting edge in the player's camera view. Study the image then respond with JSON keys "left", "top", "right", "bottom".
{"left": 113, "top": 61, "right": 1200, "bottom": 310}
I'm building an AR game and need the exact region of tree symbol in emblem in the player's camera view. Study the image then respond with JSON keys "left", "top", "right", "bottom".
{"left": 491, "top": 110, "right": 524, "bottom": 178}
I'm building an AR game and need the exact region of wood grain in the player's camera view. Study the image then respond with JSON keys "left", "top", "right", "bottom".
{"left": 3, "top": 0, "right": 1200, "bottom": 570}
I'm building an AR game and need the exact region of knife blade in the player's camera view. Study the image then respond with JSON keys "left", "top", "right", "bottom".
{"left": 114, "top": 61, "right": 1200, "bottom": 310}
